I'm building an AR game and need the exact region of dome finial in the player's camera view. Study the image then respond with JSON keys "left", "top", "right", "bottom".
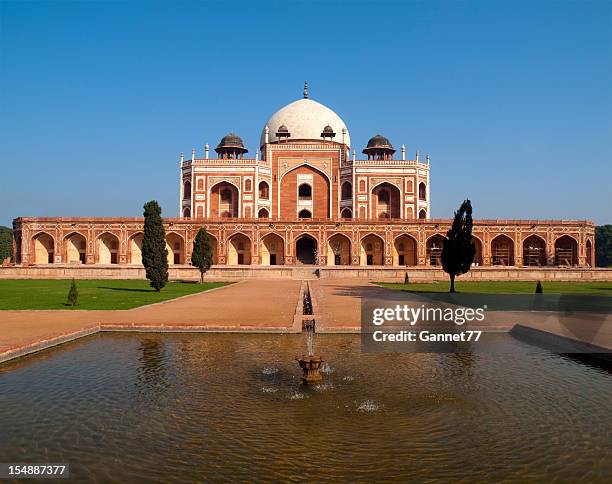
{"left": 303, "top": 81, "right": 309, "bottom": 99}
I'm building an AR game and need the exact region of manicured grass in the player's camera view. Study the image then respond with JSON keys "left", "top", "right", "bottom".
{"left": 376, "top": 281, "right": 612, "bottom": 295}
{"left": 0, "top": 279, "right": 231, "bottom": 310}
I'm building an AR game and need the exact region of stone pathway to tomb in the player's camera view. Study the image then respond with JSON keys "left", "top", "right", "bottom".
{"left": 0, "top": 280, "right": 302, "bottom": 363}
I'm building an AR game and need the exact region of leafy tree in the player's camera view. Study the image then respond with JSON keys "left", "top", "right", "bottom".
{"left": 67, "top": 279, "right": 79, "bottom": 306}
{"left": 0, "top": 226, "right": 13, "bottom": 263}
{"left": 142, "top": 200, "right": 168, "bottom": 291}
{"left": 191, "top": 228, "right": 213, "bottom": 283}
{"left": 441, "top": 199, "right": 476, "bottom": 293}
{"left": 595, "top": 225, "right": 612, "bottom": 267}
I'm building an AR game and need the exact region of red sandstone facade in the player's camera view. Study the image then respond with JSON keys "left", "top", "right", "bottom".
{"left": 12, "top": 86, "right": 596, "bottom": 269}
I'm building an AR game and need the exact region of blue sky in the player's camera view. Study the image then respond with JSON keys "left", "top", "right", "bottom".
{"left": 1, "top": 0, "right": 610, "bottom": 226}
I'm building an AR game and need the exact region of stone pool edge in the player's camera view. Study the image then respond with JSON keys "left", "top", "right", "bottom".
{"left": 1, "top": 323, "right": 610, "bottom": 366}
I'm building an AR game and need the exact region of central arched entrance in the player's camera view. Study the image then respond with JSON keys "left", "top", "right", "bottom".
{"left": 296, "top": 235, "right": 317, "bottom": 265}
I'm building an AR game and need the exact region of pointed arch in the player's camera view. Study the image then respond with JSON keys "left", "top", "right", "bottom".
{"left": 360, "top": 233, "right": 384, "bottom": 266}
{"left": 166, "top": 232, "right": 185, "bottom": 265}
{"left": 97, "top": 232, "right": 119, "bottom": 264}
{"left": 522, "top": 234, "right": 546, "bottom": 267}
{"left": 261, "top": 233, "right": 284, "bottom": 265}
{"left": 554, "top": 235, "right": 578, "bottom": 266}
{"left": 228, "top": 232, "right": 251, "bottom": 265}
{"left": 129, "top": 232, "right": 144, "bottom": 265}
{"left": 394, "top": 234, "right": 417, "bottom": 266}
{"left": 327, "top": 233, "right": 351, "bottom": 266}
{"left": 491, "top": 234, "right": 515, "bottom": 266}
{"left": 296, "top": 233, "right": 318, "bottom": 265}
{"left": 32, "top": 232, "right": 55, "bottom": 264}
{"left": 341, "top": 181, "right": 352, "bottom": 200}
{"left": 209, "top": 180, "right": 240, "bottom": 218}
{"left": 426, "top": 234, "right": 445, "bottom": 266}
{"left": 372, "top": 182, "right": 400, "bottom": 219}
{"left": 258, "top": 207, "right": 270, "bottom": 219}
{"left": 64, "top": 231, "right": 87, "bottom": 264}
{"left": 471, "top": 235, "right": 483, "bottom": 266}
{"left": 341, "top": 207, "right": 352, "bottom": 219}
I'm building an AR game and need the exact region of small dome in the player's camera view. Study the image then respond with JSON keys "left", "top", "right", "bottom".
{"left": 366, "top": 134, "right": 393, "bottom": 149}
{"left": 277, "top": 124, "right": 289, "bottom": 133}
{"left": 216, "top": 132, "right": 245, "bottom": 149}
{"left": 322, "top": 125, "right": 334, "bottom": 134}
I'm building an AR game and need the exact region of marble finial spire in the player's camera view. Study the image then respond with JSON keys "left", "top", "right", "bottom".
{"left": 303, "top": 81, "right": 309, "bottom": 99}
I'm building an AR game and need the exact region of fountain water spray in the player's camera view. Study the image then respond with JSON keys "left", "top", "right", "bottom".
{"left": 297, "top": 283, "right": 323, "bottom": 383}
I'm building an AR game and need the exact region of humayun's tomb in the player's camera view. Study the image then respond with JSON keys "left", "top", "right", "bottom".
{"left": 11, "top": 84, "right": 597, "bottom": 279}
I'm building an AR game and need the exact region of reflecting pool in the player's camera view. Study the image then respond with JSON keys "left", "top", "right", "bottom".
{"left": 0, "top": 333, "right": 610, "bottom": 482}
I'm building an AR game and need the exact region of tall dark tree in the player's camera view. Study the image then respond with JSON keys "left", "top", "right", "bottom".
{"left": 142, "top": 200, "right": 168, "bottom": 291}
{"left": 191, "top": 228, "right": 213, "bottom": 284}
{"left": 0, "top": 226, "right": 13, "bottom": 263}
{"left": 442, "top": 199, "right": 476, "bottom": 293}
{"left": 595, "top": 225, "right": 612, "bottom": 267}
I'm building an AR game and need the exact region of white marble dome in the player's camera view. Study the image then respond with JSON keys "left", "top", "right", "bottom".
{"left": 260, "top": 98, "right": 350, "bottom": 147}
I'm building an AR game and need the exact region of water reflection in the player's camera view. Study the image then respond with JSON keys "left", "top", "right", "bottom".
{"left": 0, "top": 333, "right": 610, "bottom": 482}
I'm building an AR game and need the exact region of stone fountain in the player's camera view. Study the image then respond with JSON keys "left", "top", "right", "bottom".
{"left": 297, "top": 287, "right": 323, "bottom": 384}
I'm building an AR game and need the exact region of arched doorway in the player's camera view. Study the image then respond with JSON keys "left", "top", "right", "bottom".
{"left": 296, "top": 235, "right": 317, "bottom": 265}
{"left": 98, "top": 232, "right": 119, "bottom": 264}
{"left": 394, "top": 235, "right": 417, "bottom": 266}
{"left": 523, "top": 235, "right": 546, "bottom": 266}
{"left": 327, "top": 234, "right": 351, "bottom": 266}
{"left": 341, "top": 181, "right": 352, "bottom": 200}
{"left": 33, "top": 232, "right": 54, "bottom": 264}
{"left": 129, "top": 233, "right": 143, "bottom": 265}
{"left": 372, "top": 182, "right": 400, "bottom": 219}
{"left": 555, "top": 235, "right": 578, "bottom": 266}
{"left": 341, "top": 208, "right": 352, "bottom": 219}
{"left": 586, "top": 239, "right": 593, "bottom": 267}
{"left": 426, "top": 235, "right": 444, "bottom": 266}
{"left": 491, "top": 235, "right": 515, "bottom": 266}
{"left": 472, "top": 236, "right": 483, "bottom": 266}
{"left": 258, "top": 207, "right": 269, "bottom": 219}
{"left": 182, "top": 207, "right": 191, "bottom": 218}
{"left": 418, "top": 209, "right": 427, "bottom": 220}
{"left": 65, "top": 232, "right": 86, "bottom": 264}
{"left": 166, "top": 233, "right": 184, "bottom": 265}
{"left": 210, "top": 181, "right": 239, "bottom": 218}
{"left": 228, "top": 233, "right": 251, "bottom": 265}
{"left": 261, "top": 234, "right": 284, "bottom": 265}
{"left": 360, "top": 234, "right": 384, "bottom": 266}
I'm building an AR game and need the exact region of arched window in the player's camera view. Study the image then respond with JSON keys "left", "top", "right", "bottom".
{"left": 258, "top": 208, "right": 269, "bottom": 218}
{"left": 418, "top": 182, "right": 426, "bottom": 201}
{"left": 183, "top": 180, "right": 191, "bottom": 199}
{"left": 298, "top": 209, "right": 312, "bottom": 219}
{"left": 341, "top": 182, "right": 352, "bottom": 200}
{"left": 197, "top": 178, "right": 204, "bottom": 191}
{"left": 245, "top": 179, "right": 252, "bottom": 192}
{"left": 298, "top": 184, "right": 312, "bottom": 200}
{"left": 341, "top": 208, "right": 352, "bottom": 219}
{"left": 182, "top": 207, "right": 191, "bottom": 218}
{"left": 359, "top": 179, "right": 366, "bottom": 193}
{"left": 418, "top": 209, "right": 427, "bottom": 219}
{"left": 259, "top": 181, "right": 269, "bottom": 199}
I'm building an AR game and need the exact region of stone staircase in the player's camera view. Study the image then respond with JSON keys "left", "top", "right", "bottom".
{"left": 291, "top": 266, "right": 319, "bottom": 280}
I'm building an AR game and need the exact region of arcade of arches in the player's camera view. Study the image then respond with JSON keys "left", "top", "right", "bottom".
{"left": 17, "top": 219, "right": 594, "bottom": 268}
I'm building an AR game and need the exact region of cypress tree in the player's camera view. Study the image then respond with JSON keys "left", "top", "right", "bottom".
{"left": 191, "top": 228, "right": 213, "bottom": 284}
{"left": 67, "top": 279, "right": 78, "bottom": 306}
{"left": 535, "top": 281, "right": 543, "bottom": 293}
{"left": 142, "top": 200, "right": 168, "bottom": 291}
{"left": 441, "top": 199, "right": 476, "bottom": 293}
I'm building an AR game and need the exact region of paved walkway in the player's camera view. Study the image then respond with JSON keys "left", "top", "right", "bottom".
{"left": 0, "top": 280, "right": 302, "bottom": 363}
{"left": 1, "top": 278, "right": 610, "bottom": 364}
{"left": 310, "top": 280, "right": 611, "bottom": 351}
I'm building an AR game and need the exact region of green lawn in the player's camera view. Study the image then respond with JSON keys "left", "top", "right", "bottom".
{"left": 376, "top": 281, "right": 612, "bottom": 295}
{"left": 0, "top": 279, "right": 231, "bottom": 310}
